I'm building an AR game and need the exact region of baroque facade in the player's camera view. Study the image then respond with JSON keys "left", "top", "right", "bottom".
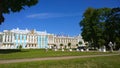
{"left": 0, "top": 28, "right": 85, "bottom": 49}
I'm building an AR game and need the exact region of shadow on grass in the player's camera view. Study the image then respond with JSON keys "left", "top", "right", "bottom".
{"left": 0, "top": 49, "right": 28, "bottom": 54}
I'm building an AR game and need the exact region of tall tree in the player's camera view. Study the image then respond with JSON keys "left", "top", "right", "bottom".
{"left": 80, "top": 7, "right": 120, "bottom": 50}
{"left": 105, "top": 7, "right": 120, "bottom": 49}
{"left": 0, "top": 0, "right": 38, "bottom": 24}
{"left": 80, "top": 7, "right": 111, "bottom": 48}
{"left": 80, "top": 8, "right": 94, "bottom": 43}
{"left": 97, "top": 8, "right": 111, "bottom": 48}
{"left": 80, "top": 8, "right": 99, "bottom": 48}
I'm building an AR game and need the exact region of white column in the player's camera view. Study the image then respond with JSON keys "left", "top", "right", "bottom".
{"left": 26, "top": 35, "right": 27, "bottom": 42}
{"left": 11, "top": 34, "right": 13, "bottom": 42}
{"left": 31, "top": 36, "right": 32, "bottom": 43}
{"left": 41, "top": 36, "right": 42, "bottom": 48}
{"left": 9, "top": 35, "right": 11, "bottom": 42}
{"left": 10, "top": 34, "right": 12, "bottom": 42}
{"left": 33, "top": 36, "right": 34, "bottom": 43}
{"left": 34, "top": 36, "right": 36, "bottom": 43}
{"left": 3, "top": 34, "right": 5, "bottom": 42}
{"left": 7, "top": 35, "right": 10, "bottom": 42}
{"left": 28, "top": 35, "right": 30, "bottom": 43}
{"left": 43, "top": 35, "right": 45, "bottom": 47}
{"left": 28, "top": 35, "right": 29, "bottom": 43}
{"left": 30, "top": 35, "right": 31, "bottom": 43}
{"left": 30, "top": 36, "right": 32, "bottom": 42}
{"left": 5, "top": 35, "right": 7, "bottom": 42}
{"left": 6, "top": 35, "right": 7, "bottom": 42}
{"left": 12, "top": 34, "right": 14, "bottom": 43}
{"left": 60, "top": 39, "right": 61, "bottom": 43}
{"left": 35, "top": 36, "right": 38, "bottom": 43}
{"left": 44, "top": 35, "right": 46, "bottom": 47}
{"left": 29, "top": 36, "right": 31, "bottom": 42}
{"left": 27, "top": 35, "right": 28, "bottom": 42}
{"left": 53, "top": 36, "right": 54, "bottom": 44}
{"left": 34, "top": 36, "right": 35, "bottom": 43}
{"left": 32, "top": 36, "right": 33, "bottom": 43}
{"left": 11, "top": 34, "right": 12, "bottom": 42}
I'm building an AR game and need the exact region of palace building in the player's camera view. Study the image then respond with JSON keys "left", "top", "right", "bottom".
{"left": 0, "top": 28, "right": 85, "bottom": 49}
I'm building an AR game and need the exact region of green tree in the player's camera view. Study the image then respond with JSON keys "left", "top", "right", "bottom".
{"left": 53, "top": 44, "right": 56, "bottom": 49}
{"left": 0, "top": 0, "right": 38, "bottom": 24}
{"left": 68, "top": 42, "right": 71, "bottom": 49}
{"left": 80, "top": 7, "right": 111, "bottom": 48}
{"left": 76, "top": 44, "right": 78, "bottom": 48}
{"left": 64, "top": 45, "right": 67, "bottom": 49}
{"left": 78, "top": 41, "right": 83, "bottom": 46}
{"left": 80, "top": 8, "right": 95, "bottom": 43}
{"left": 115, "top": 37, "right": 120, "bottom": 50}
{"left": 17, "top": 45, "right": 22, "bottom": 50}
{"left": 104, "top": 7, "right": 120, "bottom": 48}
{"left": 85, "top": 42, "right": 89, "bottom": 49}
{"left": 60, "top": 43, "right": 63, "bottom": 49}
{"left": 98, "top": 39, "right": 105, "bottom": 48}
{"left": 80, "top": 7, "right": 101, "bottom": 48}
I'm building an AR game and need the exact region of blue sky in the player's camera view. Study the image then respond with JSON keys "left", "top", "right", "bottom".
{"left": 0, "top": 0, "right": 120, "bottom": 36}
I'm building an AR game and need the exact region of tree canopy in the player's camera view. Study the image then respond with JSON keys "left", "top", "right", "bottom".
{"left": 68, "top": 42, "right": 71, "bottom": 49}
{"left": 0, "top": 0, "right": 38, "bottom": 24}
{"left": 80, "top": 7, "right": 120, "bottom": 50}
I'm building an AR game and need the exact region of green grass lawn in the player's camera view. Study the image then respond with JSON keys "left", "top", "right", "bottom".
{"left": 0, "top": 55, "right": 120, "bottom": 68}
{"left": 0, "top": 49, "right": 118, "bottom": 60}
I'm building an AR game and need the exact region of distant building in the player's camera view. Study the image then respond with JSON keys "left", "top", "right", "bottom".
{"left": 0, "top": 28, "right": 85, "bottom": 49}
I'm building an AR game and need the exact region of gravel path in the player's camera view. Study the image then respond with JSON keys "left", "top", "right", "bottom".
{"left": 0, "top": 54, "right": 119, "bottom": 64}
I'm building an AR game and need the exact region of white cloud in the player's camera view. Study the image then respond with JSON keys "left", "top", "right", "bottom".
{"left": 26, "top": 13, "right": 82, "bottom": 19}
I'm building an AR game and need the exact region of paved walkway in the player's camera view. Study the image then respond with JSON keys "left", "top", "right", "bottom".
{"left": 0, "top": 54, "right": 119, "bottom": 64}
